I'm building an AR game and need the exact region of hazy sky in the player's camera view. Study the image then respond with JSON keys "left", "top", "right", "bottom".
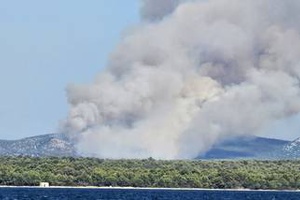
{"left": 1, "top": 0, "right": 299, "bottom": 141}
{"left": 0, "top": 0, "right": 139, "bottom": 139}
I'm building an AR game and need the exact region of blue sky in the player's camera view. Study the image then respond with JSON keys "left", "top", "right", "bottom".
{"left": 0, "top": 0, "right": 139, "bottom": 139}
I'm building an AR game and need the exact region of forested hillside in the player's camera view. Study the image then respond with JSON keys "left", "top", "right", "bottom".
{"left": 0, "top": 157, "right": 299, "bottom": 190}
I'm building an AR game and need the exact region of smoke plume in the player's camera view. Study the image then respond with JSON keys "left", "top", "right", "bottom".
{"left": 140, "top": 0, "right": 181, "bottom": 21}
{"left": 62, "top": 0, "right": 300, "bottom": 159}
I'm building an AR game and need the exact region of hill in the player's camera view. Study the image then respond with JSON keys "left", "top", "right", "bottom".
{"left": 198, "top": 136, "right": 291, "bottom": 159}
{"left": 0, "top": 134, "right": 76, "bottom": 157}
{"left": 0, "top": 134, "right": 299, "bottom": 159}
{"left": 279, "top": 137, "right": 300, "bottom": 159}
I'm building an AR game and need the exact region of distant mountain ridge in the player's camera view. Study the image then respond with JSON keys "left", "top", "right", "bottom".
{"left": 279, "top": 137, "right": 300, "bottom": 159}
{"left": 0, "top": 134, "right": 299, "bottom": 159}
{"left": 0, "top": 134, "right": 76, "bottom": 157}
{"left": 198, "top": 136, "right": 292, "bottom": 159}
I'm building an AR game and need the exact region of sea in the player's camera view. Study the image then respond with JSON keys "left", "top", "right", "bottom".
{"left": 0, "top": 187, "right": 299, "bottom": 200}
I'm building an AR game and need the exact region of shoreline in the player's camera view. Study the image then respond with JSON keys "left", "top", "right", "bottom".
{"left": 0, "top": 185, "right": 299, "bottom": 192}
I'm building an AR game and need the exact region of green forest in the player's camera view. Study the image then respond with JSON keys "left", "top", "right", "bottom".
{"left": 0, "top": 157, "right": 299, "bottom": 190}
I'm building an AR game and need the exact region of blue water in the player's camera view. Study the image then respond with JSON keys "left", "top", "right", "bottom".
{"left": 0, "top": 188, "right": 299, "bottom": 200}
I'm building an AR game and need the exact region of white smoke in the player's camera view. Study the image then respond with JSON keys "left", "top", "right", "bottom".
{"left": 62, "top": 0, "right": 300, "bottom": 159}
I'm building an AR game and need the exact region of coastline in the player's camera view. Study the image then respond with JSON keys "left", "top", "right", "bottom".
{"left": 0, "top": 185, "right": 299, "bottom": 192}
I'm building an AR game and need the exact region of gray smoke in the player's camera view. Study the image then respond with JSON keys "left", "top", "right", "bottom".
{"left": 140, "top": 0, "right": 181, "bottom": 21}
{"left": 62, "top": 0, "right": 300, "bottom": 159}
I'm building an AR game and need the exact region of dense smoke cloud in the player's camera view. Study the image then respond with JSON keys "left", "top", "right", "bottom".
{"left": 140, "top": 0, "right": 180, "bottom": 21}
{"left": 63, "top": 0, "right": 300, "bottom": 159}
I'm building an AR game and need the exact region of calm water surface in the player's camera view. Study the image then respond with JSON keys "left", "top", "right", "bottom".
{"left": 0, "top": 187, "right": 299, "bottom": 200}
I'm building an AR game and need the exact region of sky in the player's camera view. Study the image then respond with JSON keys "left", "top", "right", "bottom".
{"left": 0, "top": 0, "right": 139, "bottom": 139}
{"left": 0, "top": 0, "right": 300, "bottom": 141}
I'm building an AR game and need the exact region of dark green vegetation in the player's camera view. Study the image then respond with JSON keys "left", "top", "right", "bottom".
{"left": 0, "top": 157, "right": 299, "bottom": 190}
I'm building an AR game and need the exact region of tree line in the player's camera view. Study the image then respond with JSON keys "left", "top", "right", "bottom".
{"left": 0, "top": 156, "right": 299, "bottom": 190}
